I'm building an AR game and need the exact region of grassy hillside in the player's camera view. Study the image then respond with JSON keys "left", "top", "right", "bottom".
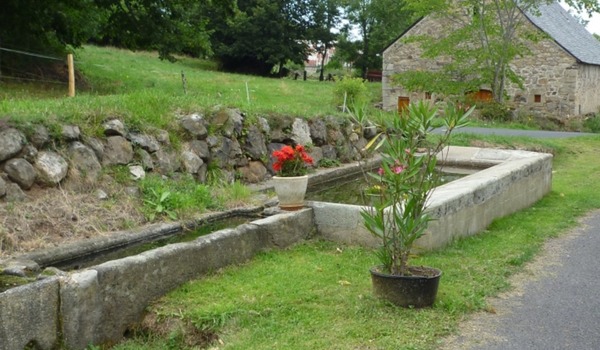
{"left": 0, "top": 45, "right": 381, "bottom": 131}
{"left": 0, "top": 46, "right": 381, "bottom": 257}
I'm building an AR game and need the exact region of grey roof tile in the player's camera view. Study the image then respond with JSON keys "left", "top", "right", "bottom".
{"left": 525, "top": 2, "right": 600, "bottom": 65}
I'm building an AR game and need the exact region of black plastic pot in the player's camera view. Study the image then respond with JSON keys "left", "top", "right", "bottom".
{"left": 370, "top": 266, "right": 442, "bottom": 308}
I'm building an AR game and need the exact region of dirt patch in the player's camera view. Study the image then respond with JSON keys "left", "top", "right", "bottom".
{"left": 0, "top": 185, "right": 145, "bottom": 258}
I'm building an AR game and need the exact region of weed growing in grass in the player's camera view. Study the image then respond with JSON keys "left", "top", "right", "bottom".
{"left": 106, "top": 165, "right": 135, "bottom": 185}
{"left": 139, "top": 174, "right": 218, "bottom": 221}
{"left": 224, "top": 181, "right": 252, "bottom": 203}
{"left": 205, "top": 163, "right": 229, "bottom": 186}
{"left": 583, "top": 114, "right": 600, "bottom": 133}
{"left": 317, "top": 158, "right": 341, "bottom": 168}
{"left": 142, "top": 189, "right": 177, "bottom": 221}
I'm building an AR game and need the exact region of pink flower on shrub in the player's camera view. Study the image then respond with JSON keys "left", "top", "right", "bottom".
{"left": 393, "top": 165, "right": 404, "bottom": 174}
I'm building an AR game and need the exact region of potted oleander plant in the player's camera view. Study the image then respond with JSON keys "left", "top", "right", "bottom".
{"left": 271, "top": 144, "right": 314, "bottom": 210}
{"left": 361, "top": 101, "right": 471, "bottom": 307}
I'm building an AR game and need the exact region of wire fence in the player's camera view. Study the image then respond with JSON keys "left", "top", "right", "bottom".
{"left": 0, "top": 44, "right": 190, "bottom": 96}
{"left": 0, "top": 45, "right": 70, "bottom": 86}
{"left": 0, "top": 44, "right": 348, "bottom": 98}
{"left": 0, "top": 46, "right": 64, "bottom": 61}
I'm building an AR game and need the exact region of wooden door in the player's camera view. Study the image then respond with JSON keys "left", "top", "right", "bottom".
{"left": 398, "top": 96, "right": 410, "bottom": 113}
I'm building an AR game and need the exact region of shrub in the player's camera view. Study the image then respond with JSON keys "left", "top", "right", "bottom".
{"left": 583, "top": 114, "right": 600, "bottom": 133}
{"left": 478, "top": 101, "right": 513, "bottom": 122}
{"left": 333, "top": 77, "right": 368, "bottom": 108}
{"left": 318, "top": 158, "right": 340, "bottom": 168}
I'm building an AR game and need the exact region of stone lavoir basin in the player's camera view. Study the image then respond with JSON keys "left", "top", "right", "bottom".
{"left": 0, "top": 146, "right": 552, "bottom": 350}
{"left": 309, "top": 146, "right": 552, "bottom": 250}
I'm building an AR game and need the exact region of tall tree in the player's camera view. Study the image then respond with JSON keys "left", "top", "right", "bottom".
{"left": 343, "top": 0, "right": 413, "bottom": 78}
{"left": 328, "top": 28, "right": 363, "bottom": 70}
{"left": 210, "top": 0, "right": 311, "bottom": 76}
{"left": 307, "top": 0, "right": 343, "bottom": 81}
{"left": 94, "top": 0, "right": 232, "bottom": 61}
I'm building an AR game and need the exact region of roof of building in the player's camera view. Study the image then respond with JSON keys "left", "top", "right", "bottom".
{"left": 384, "top": 2, "right": 600, "bottom": 66}
{"left": 524, "top": 2, "right": 600, "bottom": 65}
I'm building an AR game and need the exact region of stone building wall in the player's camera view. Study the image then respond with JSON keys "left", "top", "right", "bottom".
{"left": 382, "top": 14, "right": 457, "bottom": 111}
{"left": 505, "top": 33, "right": 578, "bottom": 118}
{"left": 382, "top": 11, "right": 600, "bottom": 120}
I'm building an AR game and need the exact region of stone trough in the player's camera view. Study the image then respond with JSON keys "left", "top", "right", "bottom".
{"left": 311, "top": 146, "right": 553, "bottom": 250}
{"left": 0, "top": 146, "right": 552, "bottom": 350}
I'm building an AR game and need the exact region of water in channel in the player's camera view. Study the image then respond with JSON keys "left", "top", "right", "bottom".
{"left": 306, "top": 170, "right": 466, "bottom": 205}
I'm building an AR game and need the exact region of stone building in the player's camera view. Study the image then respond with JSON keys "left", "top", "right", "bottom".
{"left": 382, "top": 2, "right": 600, "bottom": 120}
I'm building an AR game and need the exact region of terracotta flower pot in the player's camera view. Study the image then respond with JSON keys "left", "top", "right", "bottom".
{"left": 272, "top": 175, "right": 308, "bottom": 211}
{"left": 370, "top": 265, "right": 442, "bottom": 308}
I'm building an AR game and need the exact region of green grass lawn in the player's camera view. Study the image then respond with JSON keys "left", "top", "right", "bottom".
{"left": 110, "top": 136, "right": 600, "bottom": 350}
{"left": 0, "top": 45, "right": 381, "bottom": 130}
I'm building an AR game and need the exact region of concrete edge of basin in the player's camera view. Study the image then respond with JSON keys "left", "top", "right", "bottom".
{"left": 1, "top": 208, "right": 314, "bottom": 349}
{"left": 310, "top": 146, "right": 553, "bottom": 251}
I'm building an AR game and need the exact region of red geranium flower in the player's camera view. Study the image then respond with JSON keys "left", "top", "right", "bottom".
{"left": 272, "top": 144, "right": 313, "bottom": 177}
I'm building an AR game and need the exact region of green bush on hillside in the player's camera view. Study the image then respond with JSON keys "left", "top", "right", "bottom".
{"left": 333, "top": 77, "right": 368, "bottom": 109}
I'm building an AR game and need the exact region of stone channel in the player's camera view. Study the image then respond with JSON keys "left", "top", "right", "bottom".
{"left": 0, "top": 146, "right": 552, "bottom": 350}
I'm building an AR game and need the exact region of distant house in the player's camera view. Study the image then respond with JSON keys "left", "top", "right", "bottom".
{"left": 382, "top": 2, "right": 600, "bottom": 120}
{"left": 305, "top": 44, "right": 336, "bottom": 75}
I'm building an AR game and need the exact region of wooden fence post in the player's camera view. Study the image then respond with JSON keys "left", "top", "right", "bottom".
{"left": 67, "top": 54, "right": 75, "bottom": 97}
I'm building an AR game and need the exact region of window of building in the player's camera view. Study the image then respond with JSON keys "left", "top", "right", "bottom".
{"left": 534, "top": 94, "right": 542, "bottom": 103}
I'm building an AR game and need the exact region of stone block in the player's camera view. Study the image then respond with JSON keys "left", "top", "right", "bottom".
{"left": 60, "top": 270, "right": 103, "bottom": 350}
{"left": 0, "top": 278, "right": 60, "bottom": 350}
{"left": 252, "top": 208, "right": 314, "bottom": 248}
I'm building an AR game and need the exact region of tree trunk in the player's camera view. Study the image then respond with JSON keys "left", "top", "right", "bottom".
{"left": 361, "top": 19, "right": 370, "bottom": 79}
{"left": 319, "top": 44, "right": 329, "bottom": 81}
{"left": 319, "top": 44, "right": 328, "bottom": 82}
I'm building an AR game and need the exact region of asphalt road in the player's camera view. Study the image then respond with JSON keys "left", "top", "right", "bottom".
{"left": 435, "top": 126, "right": 597, "bottom": 138}
{"left": 440, "top": 212, "right": 600, "bottom": 350}
{"left": 439, "top": 128, "right": 600, "bottom": 350}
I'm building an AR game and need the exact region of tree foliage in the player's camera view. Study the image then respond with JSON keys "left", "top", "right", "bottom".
{"left": 12, "top": 0, "right": 581, "bottom": 81}
{"left": 0, "top": 0, "right": 417, "bottom": 78}
{"left": 0, "top": 0, "right": 107, "bottom": 76}
{"left": 0, "top": 0, "right": 106, "bottom": 52}
{"left": 94, "top": 0, "right": 235, "bottom": 61}
{"left": 341, "top": 0, "right": 413, "bottom": 77}
{"left": 0, "top": 0, "right": 232, "bottom": 75}
{"left": 209, "top": 0, "right": 312, "bottom": 75}
{"left": 307, "top": 0, "right": 344, "bottom": 80}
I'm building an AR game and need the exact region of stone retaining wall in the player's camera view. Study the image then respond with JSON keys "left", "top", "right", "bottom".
{"left": 0, "top": 108, "right": 370, "bottom": 202}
